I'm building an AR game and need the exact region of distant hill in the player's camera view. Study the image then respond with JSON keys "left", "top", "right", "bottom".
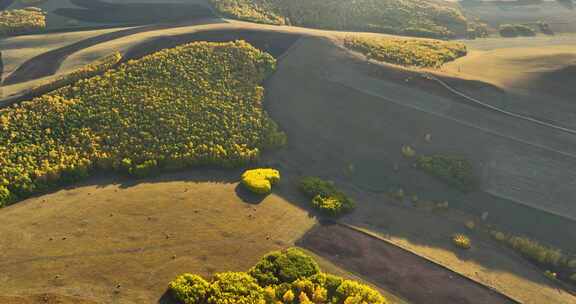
{"left": 210, "top": 0, "right": 470, "bottom": 38}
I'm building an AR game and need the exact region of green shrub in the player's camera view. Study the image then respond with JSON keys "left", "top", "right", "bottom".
{"left": 0, "top": 185, "right": 12, "bottom": 207}
{"left": 490, "top": 230, "right": 574, "bottom": 278}
{"left": 249, "top": 248, "right": 320, "bottom": 286}
{"left": 401, "top": 145, "right": 416, "bottom": 158}
{"left": 241, "top": 168, "right": 280, "bottom": 194}
{"left": 499, "top": 24, "right": 536, "bottom": 37}
{"left": 299, "top": 176, "right": 355, "bottom": 216}
{"left": 544, "top": 270, "right": 557, "bottom": 280}
{"left": 345, "top": 37, "right": 467, "bottom": 68}
{"left": 416, "top": 155, "right": 476, "bottom": 192}
{"left": 207, "top": 272, "right": 265, "bottom": 304}
{"left": 169, "top": 274, "right": 210, "bottom": 304}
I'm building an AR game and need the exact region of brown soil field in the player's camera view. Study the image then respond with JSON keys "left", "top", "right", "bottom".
{"left": 0, "top": 170, "right": 317, "bottom": 303}
{"left": 299, "top": 223, "right": 515, "bottom": 304}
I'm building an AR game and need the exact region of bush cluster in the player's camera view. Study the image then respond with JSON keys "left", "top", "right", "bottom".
{"left": 490, "top": 230, "right": 576, "bottom": 285}
{"left": 416, "top": 155, "right": 477, "bottom": 192}
{"left": 0, "top": 41, "right": 284, "bottom": 207}
{"left": 210, "top": 0, "right": 468, "bottom": 39}
{"left": 169, "top": 248, "right": 387, "bottom": 304}
{"left": 241, "top": 168, "right": 281, "bottom": 194}
{"left": 0, "top": 7, "right": 46, "bottom": 36}
{"left": 299, "top": 177, "right": 355, "bottom": 216}
{"left": 345, "top": 36, "right": 467, "bottom": 68}
{"left": 452, "top": 233, "right": 472, "bottom": 250}
{"left": 499, "top": 24, "right": 536, "bottom": 37}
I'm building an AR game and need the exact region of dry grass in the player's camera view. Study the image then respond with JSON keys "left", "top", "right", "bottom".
{"left": 0, "top": 171, "right": 316, "bottom": 303}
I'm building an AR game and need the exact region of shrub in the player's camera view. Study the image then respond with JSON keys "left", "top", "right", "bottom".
{"left": 0, "top": 185, "right": 13, "bottom": 207}
{"left": 334, "top": 280, "right": 387, "bottom": 304}
{"left": 401, "top": 145, "right": 416, "bottom": 158}
{"left": 544, "top": 270, "right": 557, "bottom": 280}
{"left": 0, "top": 7, "right": 46, "bottom": 36}
{"left": 465, "top": 220, "right": 476, "bottom": 231}
{"left": 416, "top": 155, "right": 476, "bottom": 192}
{"left": 249, "top": 248, "right": 320, "bottom": 286}
{"left": 499, "top": 24, "right": 536, "bottom": 37}
{"left": 0, "top": 41, "right": 282, "bottom": 206}
{"left": 345, "top": 37, "right": 467, "bottom": 68}
{"left": 299, "top": 176, "right": 355, "bottom": 216}
{"left": 452, "top": 233, "right": 472, "bottom": 249}
{"left": 241, "top": 168, "right": 280, "bottom": 194}
{"left": 169, "top": 274, "right": 210, "bottom": 304}
{"left": 207, "top": 272, "right": 265, "bottom": 304}
{"left": 490, "top": 230, "right": 576, "bottom": 280}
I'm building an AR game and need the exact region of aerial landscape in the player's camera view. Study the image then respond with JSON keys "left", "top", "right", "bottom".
{"left": 1, "top": 0, "right": 576, "bottom": 303}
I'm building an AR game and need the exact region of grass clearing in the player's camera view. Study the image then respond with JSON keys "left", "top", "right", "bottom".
{"left": 0, "top": 172, "right": 317, "bottom": 303}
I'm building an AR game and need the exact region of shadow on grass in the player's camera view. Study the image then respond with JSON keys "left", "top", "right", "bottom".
{"left": 234, "top": 184, "right": 268, "bottom": 205}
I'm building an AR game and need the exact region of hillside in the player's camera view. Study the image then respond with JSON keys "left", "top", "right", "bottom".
{"left": 210, "top": 0, "right": 469, "bottom": 38}
{"left": 0, "top": 40, "right": 283, "bottom": 207}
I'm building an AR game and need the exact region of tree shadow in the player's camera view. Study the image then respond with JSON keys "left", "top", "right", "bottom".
{"left": 157, "top": 289, "right": 178, "bottom": 304}
{"left": 234, "top": 184, "right": 268, "bottom": 205}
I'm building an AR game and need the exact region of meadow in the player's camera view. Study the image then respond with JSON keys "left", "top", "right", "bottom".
{"left": 0, "top": 40, "right": 284, "bottom": 206}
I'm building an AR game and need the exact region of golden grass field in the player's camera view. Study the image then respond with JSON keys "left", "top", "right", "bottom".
{"left": 0, "top": 170, "right": 317, "bottom": 303}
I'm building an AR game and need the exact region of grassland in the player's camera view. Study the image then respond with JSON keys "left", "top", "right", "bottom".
{"left": 344, "top": 36, "right": 467, "bottom": 68}
{"left": 210, "top": 0, "right": 469, "bottom": 38}
{"left": 0, "top": 172, "right": 317, "bottom": 303}
{"left": 0, "top": 40, "right": 284, "bottom": 206}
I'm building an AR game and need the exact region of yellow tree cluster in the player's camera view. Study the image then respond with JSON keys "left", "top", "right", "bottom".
{"left": 0, "top": 40, "right": 284, "bottom": 206}
{"left": 345, "top": 36, "right": 467, "bottom": 68}
{"left": 241, "top": 168, "right": 280, "bottom": 194}
{"left": 0, "top": 7, "right": 46, "bottom": 36}
{"left": 169, "top": 248, "right": 387, "bottom": 304}
{"left": 210, "top": 0, "right": 468, "bottom": 38}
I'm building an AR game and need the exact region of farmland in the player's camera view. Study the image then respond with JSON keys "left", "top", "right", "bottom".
{"left": 2, "top": 1, "right": 576, "bottom": 304}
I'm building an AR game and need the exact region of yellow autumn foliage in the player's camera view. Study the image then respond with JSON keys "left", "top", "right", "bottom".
{"left": 241, "top": 168, "right": 280, "bottom": 194}
{"left": 0, "top": 41, "right": 283, "bottom": 206}
{"left": 345, "top": 36, "right": 467, "bottom": 68}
